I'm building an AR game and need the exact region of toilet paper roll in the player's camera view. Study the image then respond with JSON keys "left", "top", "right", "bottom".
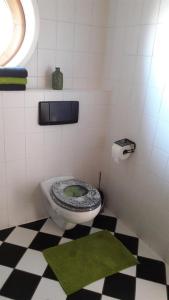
{"left": 112, "top": 143, "right": 131, "bottom": 163}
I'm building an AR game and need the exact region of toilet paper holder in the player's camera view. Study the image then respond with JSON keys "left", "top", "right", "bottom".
{"left": 115, "top": 138, "right": 136, "bottom": 155}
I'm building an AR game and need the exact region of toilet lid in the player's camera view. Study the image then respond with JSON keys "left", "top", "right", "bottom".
{"left": 50, "top": 179, "right": 101, "bottom": 212}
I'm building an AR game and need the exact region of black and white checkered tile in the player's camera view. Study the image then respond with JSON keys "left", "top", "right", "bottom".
{"left": 0, "top": 210, "right": 168, "bottom": 300}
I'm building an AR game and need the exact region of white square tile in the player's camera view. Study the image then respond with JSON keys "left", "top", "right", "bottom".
{"left": 26, "top": 157, "right": 45, "bottom": 187}
{"left": 26, "top": 133, "right": 44, "bottom": 160}
{"left": 59, "top": 237, "right": 72, "bottom": 245}
{"left": 16, "top": 249, "right": 47, "bottom": 275}
{"left": 165, "top": 264, "right": 169, "bottom": 285}
{"left": 40, "top": 218, "right": 64, "bottom": 236}
{"left": 0, "top": 297, "right": 14, "bottom": 300}
{"left": 55, "top": 51, "right": 73, "bottom": 78}
{"left": 93, "top": 0, "right": 108, "bottom": 26}
{"left": 120, "top": 265, "right": 136, "bottom": 277}
{"left": 38, "top": 20, "right": 57, "bottom": 49}
{"left": 57, "top": 22, "right": 74, "bottom": 51}
{"left": 75, "top": 0, "right": 94, "bottom": 25}
{"left": 85, "top": 278, "right": 104, "bottom": 293}
{"left": 25, "top": 91, "right": 44, "bottom": 108}
{"left": 74, "top": 24, "right": 90, "bottom": 52}
{"left": 135, "top": 278, "right": 167, "bottom": 300}
{"left": 102, "top": 296, "right": 119, "bottom": 300}
{"left": 57, "top": 0, "right": 75, "bottom": 22}
{"left": 5, "top": 134, "right": 26, "bottom": 161}
{"left": 0, "top": 265, "right": 13, "bottom": 289}
{"left": 73, "top": 53, "right": 89, "bottom": 78}
{"left": 6, "top": 160, "right": 26, "bottom": 187}
{"left": 25, "top": 108, "right": 41, "bottom": 133}
{"left": 25, "top": 50, "right": 38, "bottom": 78}
{"left": 141, "top": 0, "right": 161, "bottom": 24}
{"left": 37, "top": 49, "right": 55, "bottom": 77}
{"left": 90, "top": 227, "right": 102, "bottom": 234}
{"left": 138, "top": 239, "right": 163, "bottom": 261}
{"left": 4, "top": 108, "right": 25, "bottom": 135}
{"left": 32, "top": 278, "right": 67, "bottom": 300}
{"left": 115, "top": 220, "right": 137, "bottom": 237}
{"left": 2, "top": 92, "right": 25, "bottom": 108}
{"left": 5, "top": 227, "right": 37, "bottom": 247}
{"left": 38, "top": 0, "right": 57, "bottom": 20}
{"left": 138, "top": 25, "right": 157, "bottom": 56}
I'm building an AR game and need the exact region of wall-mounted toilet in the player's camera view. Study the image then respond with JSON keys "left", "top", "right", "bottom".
{"left": 40, "top": 176, "right": 101, "bottom": 230}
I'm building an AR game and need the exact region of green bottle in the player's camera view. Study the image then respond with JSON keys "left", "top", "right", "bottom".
{"left": 52, "top": 67, "right": 63, "bottom": 90}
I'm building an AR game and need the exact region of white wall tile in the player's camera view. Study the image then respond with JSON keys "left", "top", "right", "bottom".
{"left": 4, "top": 108, "right": 25, "bottom": 135}
{"left": 37, "top": 49, "right": 55, "bottom": 78}
{"left": 5, "top": 134, "right": 26, "bottom": 162}
{"left": 2, "top": 92, "right": 25, "bottom": 108}
{"left": 75, "top": 0, "right": 94, "bottom": 25}
{"left": 57, "top": 22, "right": 74, "bottom": 51}
{"left": 38, "top": 20, "right": 57, "bottom": 49}
{"left": 26, "top": 133, "right": 44, "bottom": 161}
{"left": 57, "top": 0, "right": 75, "bottom": 22}
{"left": 38, "top": 0, "right": 57, "bottom": 20}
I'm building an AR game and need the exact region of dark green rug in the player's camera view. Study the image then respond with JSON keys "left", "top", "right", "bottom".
{"left": 43, "top": 230, "right": 138, "bottom": 295}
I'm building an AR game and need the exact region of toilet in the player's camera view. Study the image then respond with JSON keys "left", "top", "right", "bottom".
{"left": 40, "top": 176, "right": 102, "bottom": 230}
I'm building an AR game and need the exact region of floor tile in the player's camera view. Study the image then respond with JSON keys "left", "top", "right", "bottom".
{"left": 103, "top": 273, "right": 136, "bottom": 300}
{"left": 29, "top": 232, "right": 61, "bottom": 251}
{"left": 0, "top": 265, "right": 13, "bottom": 289}
{"left": 31, "top": 278, "right": 66, "bottom": 300}
{"left": 0, "top": 227, "right": 15, "bottom": 241}
{"left": 120, "top": 265, "right": 137, "bottom": 277}
{"left": 16, "top": 249, "right": 47, "bottom": 275}
{"left": 138, "top": 239, "right": 162, "bottom": 261}
{"left": 101, "top": 296, "right": 119, "bottom": 300}
{"left": 135, "top": 278, "right": 167, "bottom": 300}
{"left": 63, "top": 224, "right": 91, "bottom": 240}
{"left": 43, "top": 265, "right": 58, "bottom": 281}
{"left": 137, "top": 256, "right": 166, "bottom": 284}
{"left": 115, "top": 233, "right": 139, "bottom": 255}
{"left": 0, "top": 243, "right": 26, "bottom": 268}
{"left": 20, "top": 219, "right": 47, "bottom": 231}
{"left": 90, "top": 227, "right": 102, "bottom": 234}
{"left": 0, "top": 210, "right": 168, "bottom": 300}
{"left": 115, "top": 220, "right": 137, "bottom": 237}
{"left": 0, "top": 269, "right": 41, "bottom": 300}
{"left": 5, "top": 227, "right": 37, "bottom": 247}
{"left": 40, "top": 218, "right": 64, "bottom": 236}
{"left": 67, "top": 289, "right": 102, "bottom": 300}
{"left": 59, "top": 237, "right": 72, "bottom": 245}
{"left": 166, "top": 264, "right": 169, "bottom": 285}
{"left": 0, "top": 296, "right": 14, "bottom": 300}
{"left": 167, "top": 285, "right": 169, "bottom": 300}
{"left": 93, "top": 215, "right": 117, "bottom": 232}
{"left": 85, "top": 278, "right": 104, "bottom": 293}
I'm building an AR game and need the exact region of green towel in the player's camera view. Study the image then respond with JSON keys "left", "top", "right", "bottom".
{"left": 0, "top": 77, "right": 27, "bottom": 85}
{"left": 43, "top": 230, "right": 138, "bottom": 295}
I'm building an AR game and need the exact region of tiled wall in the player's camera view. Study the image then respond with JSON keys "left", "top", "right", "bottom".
{"left": 0, "top": 90, "right": 110, "bottom": 228}
{"left": 25, "top": 0, "right": 108, "bottom": 89}
{"left": 103, "top": 0, "right": 169, "bottom": 262}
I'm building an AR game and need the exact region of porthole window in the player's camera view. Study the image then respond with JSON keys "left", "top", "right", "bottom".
{"left": 0, "top": 0, "right": 39, "bottom": 67}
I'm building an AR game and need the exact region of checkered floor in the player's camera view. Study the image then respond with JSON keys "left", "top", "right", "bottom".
{"left": 0, "top": 210, "right": 168, "bottom": 300}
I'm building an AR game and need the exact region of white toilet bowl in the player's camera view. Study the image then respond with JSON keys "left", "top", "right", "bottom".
{"left": 40, "top": 176, "right": 101, "bottom": 230}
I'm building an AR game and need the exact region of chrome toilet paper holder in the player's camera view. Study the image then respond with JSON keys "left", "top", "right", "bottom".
{"left": 115, "top": 138, "right": 136, "bottom": 155}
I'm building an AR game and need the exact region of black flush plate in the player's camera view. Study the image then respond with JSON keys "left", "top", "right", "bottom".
{"left": 39, "top": 101, "right": 79, "bottom": 125}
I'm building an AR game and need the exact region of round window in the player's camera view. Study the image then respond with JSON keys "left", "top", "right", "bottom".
{"left": 0, "top": 0, "right": 39, "bottom": 67}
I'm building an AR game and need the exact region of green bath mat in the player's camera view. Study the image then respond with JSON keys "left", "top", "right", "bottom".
{"left": 43, "top": 230, "right": 138, "bottom": 295}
